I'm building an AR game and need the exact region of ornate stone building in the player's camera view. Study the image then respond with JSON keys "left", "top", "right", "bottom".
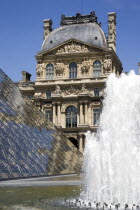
{"left": 19, "top": 12, "right": 123, "bottom": 153}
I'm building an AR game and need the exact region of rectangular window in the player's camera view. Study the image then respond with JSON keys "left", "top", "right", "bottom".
{"left": 46, "top": 90, "right": 51, "bottom": 99}
{"left": 93, "top": 109, "right": 100, "bottom": 125}
{"left": 93, "top": 70, "right": 101, "bottom": 77}
{"left": 94, "top": 88, "right": 100, "bottom": 97}
{"left": 45, "top": 110, "right": 52, "bottom": 122}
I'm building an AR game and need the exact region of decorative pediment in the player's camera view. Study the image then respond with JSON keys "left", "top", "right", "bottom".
{"left": 56, "top": 42, "right": 89, "bottom": 54}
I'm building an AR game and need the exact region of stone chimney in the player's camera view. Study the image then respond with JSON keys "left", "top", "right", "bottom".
{"left": 108, "top": 12, "right": 116, "bottom": 52}
{"left": 138, "top": 62, "right": 140, "bottom": 75}
{"left": 43, "top": 19, "right": 52, "bottom": 40}
{"left": 21, "top": 71, "right": 31, "bottom": 82}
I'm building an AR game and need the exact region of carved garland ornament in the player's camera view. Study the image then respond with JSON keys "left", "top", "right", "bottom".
{"left": 66, "top": 86, "right": 79, "bottom": 95}
{"left": 54, "top": 63, "right": 65, "bottom": 75}
{"left": 56, "top": 43, "right": 89, "bottom": 54}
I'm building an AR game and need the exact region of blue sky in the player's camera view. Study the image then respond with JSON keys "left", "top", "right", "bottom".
{"left": 0, "top": 0, "right": 140, "bottom": 82}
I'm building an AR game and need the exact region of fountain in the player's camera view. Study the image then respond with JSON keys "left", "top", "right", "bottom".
{"left": 79, "top": 71, "right": 140, "bottom": 209}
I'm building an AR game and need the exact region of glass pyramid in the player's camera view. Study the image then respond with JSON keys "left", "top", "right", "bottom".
{"left": 0, "top": 69, "right": 81, "bottom": 180}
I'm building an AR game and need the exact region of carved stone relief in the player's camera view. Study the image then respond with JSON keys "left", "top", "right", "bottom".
{"left": 90, "top": 101, "right": 101, "bottom": 106}
{"left": 81, "top": 61, "right": 90, "bottom": 75}
{"left": 56, "top": 43, "right": 89, "bottom": 54}
{"left": 108, "top": 21, "right": 116, "bottom": 42}
{"left": 79, "top": 84, "right": 89, "bottom": 95}
{"left": 54, "top": 63, "right": 65, "bottom": 75}
{"left": 66, "top": 86, "right": 79, "bottom": 95}
{"left": 100, "top": 89, "right": 105, "bottom": 97}
{"left": 53, "top": 85, "right": 61, "bottom": 95}
{"left": 34, "top": 91, "right": 46, "bottom": 99}
{"left": 36, "top": 64, "right": 44, "bottom": 78}
{"left": 34, "top": 91, "right": 42, "bottom": 98}
{"left": 103, "top": 59, "right": 112, "bottom": 71}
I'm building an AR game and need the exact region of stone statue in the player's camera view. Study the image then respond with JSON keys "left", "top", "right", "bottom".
{"left": 81, "top": 61, "right": 90, "bottom": 74}
{"left": 54, "top": 85, "right": 61, "bottom": 95}
{"left": 36, "top": 64, "right": 43, "bottom": 77}
{"left": 80, "top": 84, "right": 88, "bottom": 93}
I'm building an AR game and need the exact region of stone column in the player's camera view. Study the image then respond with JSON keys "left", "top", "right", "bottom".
{"left": 85, "top": 102, "right": 88, "bottom": 124}
{"left": 89, "top": 105, "right": 92, "bottom": 126}
{"left": 53, "top": 103, "right": 56, "bottom": 124}
{"left": 57, "top": 103, "right": 61, "bottom": 125}
{"left": 108, "top": 12, "right": 116, "bottom": 52}
{"left": 80, "top": 102, "right": 84, "bottom": 124}
{"left": 79, "top": 135, "right": 83, "bottom": 153}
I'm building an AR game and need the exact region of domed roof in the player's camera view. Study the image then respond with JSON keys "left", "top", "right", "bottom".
{"left": 41, "top": 22, "right": 107, "bottom": 52}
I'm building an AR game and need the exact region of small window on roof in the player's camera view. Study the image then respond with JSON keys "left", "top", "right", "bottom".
{"left": 95, "top": 37, "right": 98, "bottom": 40}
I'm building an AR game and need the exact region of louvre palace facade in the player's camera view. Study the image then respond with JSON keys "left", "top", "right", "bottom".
{"left": 18, "top": 11, "right": 123, "bottom": 153}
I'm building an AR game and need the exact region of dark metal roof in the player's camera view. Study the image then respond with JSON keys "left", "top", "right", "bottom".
{"left": 60, "top": 11, "right": 100, "bottom": 26}
{"left": 41, "top": 22, "right": 107, "bottom": 52}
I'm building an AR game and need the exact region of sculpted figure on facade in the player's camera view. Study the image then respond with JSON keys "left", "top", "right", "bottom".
{"left": 36, "top": 64, "right": 44, "bottom": 78}
{"left": 108, "top": 21, "right": 116, "bottom": 42}
{"left": 57, "top": 43, "right": 89, "bottom": 54}
{"left": 54, "top": 85, "right": 61, "bottom": 95}
{"left": 103, "top": 59, "right": 112, "bottom": 71}
{"left": 80, "top": 84, "right": 89, "bottom": 94}
{"left": 100, "top": 89, "right": 105, "bottom": 97}
{"left": 81, "top": 61, "right": 90, "bottom": 75}
{"left": 54, "top": 63, "right": 65, "bottom": 75}
{"left": 34, "top": 91, "right": 42, "bottom": 98}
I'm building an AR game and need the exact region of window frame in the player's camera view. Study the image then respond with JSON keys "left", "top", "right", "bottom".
{"left": 69, "top": 62, "right": 77, "bottom": 79}
{"left": 46, "top": 64, "right": 54, "bottom": 80}
{"left": 46, "top": 90, "right": 51, "bottom": 99}
{"left": 93, "top": 60, "right": 102, "bottom": 78}
{"left": 94, "top": 88, "right": 100, "bottom": 97}
{"left": 93, "top": 109, "right": 101, "bottom": 126}
{"left": 66, "top": 106, "right": 77, "bottom": 128}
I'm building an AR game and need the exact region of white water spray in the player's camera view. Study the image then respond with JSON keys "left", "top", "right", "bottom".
{"left": 81, "top": 71, "right": 140, "bottom": 207}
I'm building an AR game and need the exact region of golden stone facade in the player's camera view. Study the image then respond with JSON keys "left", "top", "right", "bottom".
{"left": 18, "top": 12, "right": 122, "bottom": 153}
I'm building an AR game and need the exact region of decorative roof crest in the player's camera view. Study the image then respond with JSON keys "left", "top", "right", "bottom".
{"left": 60, "top": 11, "right": 101, "bottom": 26}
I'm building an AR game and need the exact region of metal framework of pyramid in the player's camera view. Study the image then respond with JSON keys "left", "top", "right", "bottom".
{"left": 0, "top": 69, "right": 81, "bottom": 180}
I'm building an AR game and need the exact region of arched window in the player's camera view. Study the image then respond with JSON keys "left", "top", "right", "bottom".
{"left": 93, "top": 60, "right": 102, "bottom": 77}
{"left": 69, "top": 62, "right": 77, "bottom": 79}
{"left": 66, "top": 106, "right": 77, "bottom": 128}
{"left": 46, "top": 64, "right": 54, "bottom": 80}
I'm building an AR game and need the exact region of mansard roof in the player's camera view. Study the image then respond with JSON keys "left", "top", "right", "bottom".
{"left": 41, "top": 12, "right": 107, "bottom": 52}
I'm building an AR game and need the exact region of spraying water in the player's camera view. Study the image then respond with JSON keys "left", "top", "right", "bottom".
{"left": 80, "top": 71, "right": 140, "bottom": 208}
